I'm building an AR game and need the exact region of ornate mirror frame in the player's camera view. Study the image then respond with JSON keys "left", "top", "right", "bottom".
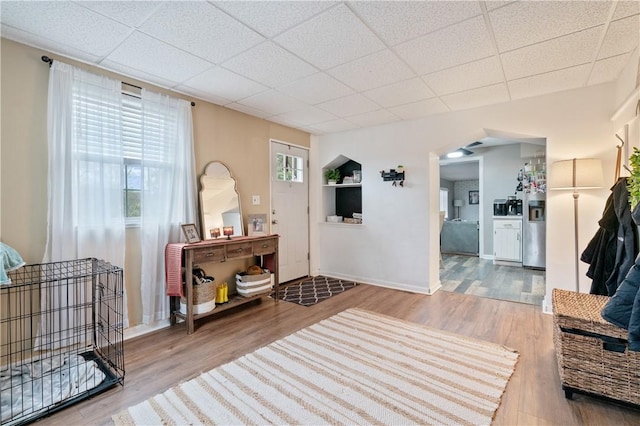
{"left": 199, "top": 161, "right": 244, "bottom": 240}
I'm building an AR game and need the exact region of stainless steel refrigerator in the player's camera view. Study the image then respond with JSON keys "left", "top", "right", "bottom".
{"left": 523, "top": 192, "right": 546, "bottom": 269}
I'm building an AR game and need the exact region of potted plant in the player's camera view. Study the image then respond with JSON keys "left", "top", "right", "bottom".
{"left": 325, "top": 169, "right": 340, "bottom": 185}
{"left": 628, "top": 147, "right": 640, "bottom": 224}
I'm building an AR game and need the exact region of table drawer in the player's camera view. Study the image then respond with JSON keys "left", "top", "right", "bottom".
{"left": 253, "top": 239, "right": 276, "bottom": 255}
{"left": 226, "top": 242, "right": 252, "bottom": 259}
{"left": 193, "top": 247, "right": 226, "bottom": 264}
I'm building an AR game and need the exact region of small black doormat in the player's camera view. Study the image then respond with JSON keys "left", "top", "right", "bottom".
{"left": 276, "top": 276, "right": 359, "bottom": 307}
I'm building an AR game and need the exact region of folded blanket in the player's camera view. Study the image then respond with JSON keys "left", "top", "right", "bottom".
{"left": 165, "top": 243, "right": 186, "bottom": 297}
{"left": 0, "top": 242, "right": 25, "bottom": 285}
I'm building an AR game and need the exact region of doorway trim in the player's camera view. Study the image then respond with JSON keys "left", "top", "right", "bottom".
{"left": 439, "top": 156, "right": 485, "bottom": 257}
{"left": 269, "top": 138, "right": 310, "bottom": 282}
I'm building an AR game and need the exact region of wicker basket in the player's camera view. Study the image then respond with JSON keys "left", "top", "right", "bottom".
{"left": 180, "top": 280, "right": 216, "bottom": 305}
{"left": 552, "top": 289, "right": 640, "bottom": 406}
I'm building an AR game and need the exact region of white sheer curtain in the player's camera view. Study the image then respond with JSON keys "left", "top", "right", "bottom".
{"left": 40, "top": 62, "right": 127, "bottom": 348}
{"left": 139, "top": 90, "right": 197, "bottom": 324}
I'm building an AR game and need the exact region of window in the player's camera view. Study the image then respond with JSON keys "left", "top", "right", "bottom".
{"left": 439, "top": 188, "right": 449, "bottom": 219}
{"left": 124, "top": 161, "right": 141, "bottom": 218}
{"left": 122, "top": 91, "right": 142, "bottom": 221}
{"left": 276, "top": 153, "right": 304, "bottom": 183}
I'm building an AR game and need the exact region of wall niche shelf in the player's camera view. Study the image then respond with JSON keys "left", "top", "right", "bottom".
{"left": 322, "top": 155, "right": 362, "bottom": 225}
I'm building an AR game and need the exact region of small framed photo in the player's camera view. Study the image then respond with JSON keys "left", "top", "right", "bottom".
{"left": 248, "top": 214, "right": 267, "bottom": 236}
{"left": 469, "top": 190, "right": 479, "bottom": 205}
{"left": 181, "top": 223, "right": 201, "bottom": 243}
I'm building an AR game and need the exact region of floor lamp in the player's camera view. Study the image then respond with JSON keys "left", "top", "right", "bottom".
{"left": 550, "top": 158, "right": 604, "bottom": 293}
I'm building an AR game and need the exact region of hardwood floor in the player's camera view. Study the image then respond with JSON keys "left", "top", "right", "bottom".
{"left": 440, "top": 254, "right": 546, "bottom": 306}
{"left": 38, "top": 284, "right": 639, "bottom": 425}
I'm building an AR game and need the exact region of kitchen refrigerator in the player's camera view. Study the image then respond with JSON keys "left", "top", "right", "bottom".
{"left": 523, "top": 192, "right": 546, "bottom": 269}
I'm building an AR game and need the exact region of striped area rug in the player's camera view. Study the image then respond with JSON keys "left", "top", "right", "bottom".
{"left": 113, "top": 309, "right": 518, "bottom": 426}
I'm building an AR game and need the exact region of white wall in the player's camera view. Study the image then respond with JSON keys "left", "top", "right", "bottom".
{"left": 311, "top": 82, "right": 618, "bottom": 309}
{"left": 310, "top": 126, "right": 438, "bottom": 294}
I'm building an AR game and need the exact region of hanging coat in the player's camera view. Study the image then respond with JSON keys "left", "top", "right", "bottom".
{"left": 581, "top": 178, "right": 638, "bottom": 296}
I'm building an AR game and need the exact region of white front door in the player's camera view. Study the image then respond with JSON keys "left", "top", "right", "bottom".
{"left": 270, "top": 141, "right": 309, "bottom": 283}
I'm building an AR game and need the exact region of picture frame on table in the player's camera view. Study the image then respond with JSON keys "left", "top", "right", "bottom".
{"left": 469, "top": 190, "right": 479, "bottom": 205}
{"left": 248, "top": 214, "right": 267, "bottom": 236}
{"left": 181, "top": 223, "right": 201, "bottom": 244}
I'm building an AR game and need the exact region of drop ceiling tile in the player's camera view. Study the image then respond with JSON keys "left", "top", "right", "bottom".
{"left": 310, "top": 119, "right": 360, "bottom": 134}
{"left": 274, "top": 3, "right": 385, "bottom": 70}
{"left": 317, "top": 93, "right": 380, "bottom": 117}
{"left": 501, "top": 27, "right": 601, "bottom": 80}
{"left": 180, "top": 67, "right": 268, "bottom": 102}
{"left": 100, "top": 59, "right": 179, "bottom": 89}
{"left": 489, "top": 1, "right": 610, "bottom": 52}
{"left": 1, "top": 25, "right": 102, "bottom": 64}
{"left": 589, "top": 53, "right": 633, "bottom": 85}
{"left": 486, "top": 2, "right": 517, "bottom": 12}
{"left": 278, "top": 73, "right": 354, "bottom": 104}
{"left": 268, "top": 115, "right": 304, "bottom": 129}
{"left": 598, "top": 15, "right": 640, "bottom": 59}
{"left": 388, "top": 98, "right": 449, "bottom": 120}
{"left": 225, "top": 102, "right": 271, "bottom": 119}
{"left": 441, "top": 83, "right": 510, "bottom": 111}
{"left": 213, "top": 1, "right": 336, "bottom": 38}
{"left": 509, "top": 65, "right": 590, "bottom": 100}
{"left": 271, "top": 105, "right": 337, "bottom": 126}
{"left": 328, "top": 49, "right": 415, "bottom": 92}
{"left": 0, "top": 2, "right": 132, "bottom": 57}
{"left": 613, "top": 1, "right": 640, "bottom": 20}
{"left": 350, "top": 1, "right": 481, "bottom": 46}
{"left": 345, "top": 109, "right": 400, "bottom": 128}
{"left": 222, "top": 41, "right": 317, "bottom": 88}
{"left": 363, "top": 78, "right": 435, "bottom": 108}
{"left": 422, "top": 57, "right": 504, "bottom": 96}
{"left": 139, "top": 2, "right": 264, "bottom": 64}
{"left": 394, "top": 16, "right": 494, "bottom": 75}
{"left": 104, "top": 32, "right": 212, "bottom": 84}
{"left": 76, "top": 1, "right": 160, "bottom": 28}
{"left": 237, "top": 90, "right": 307, "bottom": 116}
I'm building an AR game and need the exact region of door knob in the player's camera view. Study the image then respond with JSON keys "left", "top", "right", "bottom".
{"left": 272, "top": 220, "right": 278, "bottom": 225}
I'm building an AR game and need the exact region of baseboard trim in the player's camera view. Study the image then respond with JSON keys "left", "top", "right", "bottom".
{"left": 124, "top": 318, "right": 173, "bottom": 341}
{"left": 317, "top": 271, "right": 440, "bottom": 295}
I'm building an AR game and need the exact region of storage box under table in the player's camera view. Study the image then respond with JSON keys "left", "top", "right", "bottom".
{"left": 552, "top": 289, "right": 640, "bottom": 407}
{"left": 236, "top": 270, "right": 272, "bottom": 297}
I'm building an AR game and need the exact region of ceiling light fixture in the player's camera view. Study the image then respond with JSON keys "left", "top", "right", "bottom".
{"left": 446, "top": 148, "right": 473, "bottom": 158}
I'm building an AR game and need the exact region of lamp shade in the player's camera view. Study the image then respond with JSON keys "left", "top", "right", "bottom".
{"left": 453, "top": 199, "right": 463, "bottom": 207}
{"left": 550, "top": 158, "right": 604, "bottom": 190}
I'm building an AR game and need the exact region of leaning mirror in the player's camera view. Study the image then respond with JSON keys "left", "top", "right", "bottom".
{"left": 200, "top": 161, "right": 244, "bottom": 240}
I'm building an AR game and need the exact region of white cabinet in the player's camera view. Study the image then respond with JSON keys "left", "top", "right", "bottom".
{"left": 493, "top": 218, "right": 522, "bottom": 264}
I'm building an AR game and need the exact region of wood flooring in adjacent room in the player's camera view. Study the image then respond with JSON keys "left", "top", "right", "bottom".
{"left": 39, "top": 284, "right": 639, "bottom": 426}
{"left": 440, "top": 253, "right": 546, "bottom": 306}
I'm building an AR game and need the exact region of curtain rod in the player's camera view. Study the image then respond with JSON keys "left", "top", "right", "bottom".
{"left": 41, "top": 55, "right": 196, "bottom": 107}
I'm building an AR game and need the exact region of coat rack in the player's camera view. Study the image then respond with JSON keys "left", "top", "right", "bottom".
{"left": 380, "top": 167, "right": 405, "bottom": 187}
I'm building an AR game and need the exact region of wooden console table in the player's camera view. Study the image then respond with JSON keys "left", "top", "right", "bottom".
{"left": 169, "top": 234, "right": 279, "bottom": 334}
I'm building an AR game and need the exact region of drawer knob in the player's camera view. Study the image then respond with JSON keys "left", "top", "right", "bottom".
{"left": 206, "top": 252, "right": 213, "bottom": 257}
{"left": 262, "top": 244, "right": 268, "bottom": 248}
{"left": 236, "top": 248, "right": 244, "bottom": 253}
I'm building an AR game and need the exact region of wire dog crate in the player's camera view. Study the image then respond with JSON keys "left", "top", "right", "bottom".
{"left": 1, "top": 258, "right": 125, "bottom": 425}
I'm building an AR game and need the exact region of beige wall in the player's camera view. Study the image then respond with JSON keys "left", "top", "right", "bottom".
{"left": 1, "top": 38, "right": 309, "bottom": 327}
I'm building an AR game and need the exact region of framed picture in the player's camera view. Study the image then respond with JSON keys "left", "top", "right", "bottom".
{"left": 181, "top": 223, "right": 201, "bottom": 243}
{"left": 469, "top": 190, "right": 479, "bottom": 205}
{"left": 248, "top": 214, "right": 267, "bottom": 236}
